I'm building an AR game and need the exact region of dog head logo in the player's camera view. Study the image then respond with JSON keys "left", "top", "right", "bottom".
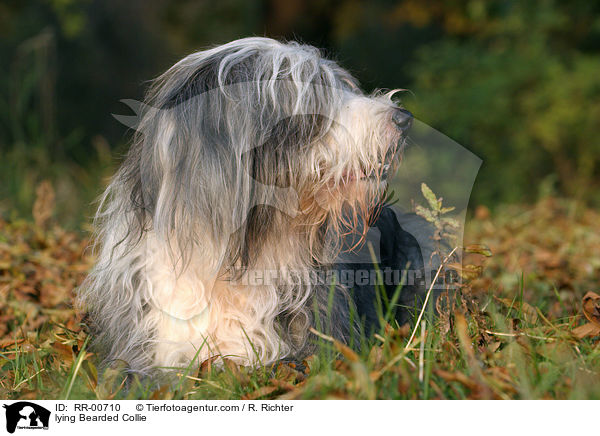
{"left": 3, "top": 402, "right": 50, "bottom": 433}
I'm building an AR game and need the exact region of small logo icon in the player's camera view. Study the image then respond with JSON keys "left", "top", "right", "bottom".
{"left": 3, "top": 402, "right": 50, "bottom": 433}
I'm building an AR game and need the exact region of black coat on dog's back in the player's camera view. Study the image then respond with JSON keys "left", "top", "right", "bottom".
{"left": 335, "top": 205, "right": 438, "bottom": 334}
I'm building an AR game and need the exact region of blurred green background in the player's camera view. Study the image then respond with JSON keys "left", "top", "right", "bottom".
{"left": 1, "top": 0, "right": 599, "bottom": 228}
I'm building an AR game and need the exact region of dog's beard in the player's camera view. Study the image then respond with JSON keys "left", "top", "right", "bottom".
{"left": 337, "top": 132, "right": 405, "bottom": 205}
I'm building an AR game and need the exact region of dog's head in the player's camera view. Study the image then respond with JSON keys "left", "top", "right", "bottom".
{"left": 133, "top": 37, "right": 411, "bottom": 267}
{"left": 308, "top": 93, "right": 413, "bottom": 239}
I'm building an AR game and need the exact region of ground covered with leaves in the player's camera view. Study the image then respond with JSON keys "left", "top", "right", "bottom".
{"left": 1, "top": 196, "right": 599, "bottom": 399}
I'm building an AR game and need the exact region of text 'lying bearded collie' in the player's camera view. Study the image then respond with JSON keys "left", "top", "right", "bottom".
{"left": 77, "top": 37, "right": 433, "bottom": 376}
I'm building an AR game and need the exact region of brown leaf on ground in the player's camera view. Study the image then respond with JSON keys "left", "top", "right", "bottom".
{"left": 582, "top": 292, "right": 600, "bottom": 325}
{"left": 464, "top": 244, "right": 493, "bottom": 257}
{"left": 223, "top": 358, "right": 250, "bottom": 385}
{"left": 572, "top": 323, "right": 600, "bottom": 339}
{"left": 572, "top": 292, "right": 600, "bottom": 339}
{"left": 198, "top": 356, "right": 219, "bottom": 377}
{"left": 447, "top": 263, "right": 483, "bottom": 280}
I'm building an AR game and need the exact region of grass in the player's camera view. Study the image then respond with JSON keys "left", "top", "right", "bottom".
{"left": 1, "top": 194, "right": 600, "bottom": 399}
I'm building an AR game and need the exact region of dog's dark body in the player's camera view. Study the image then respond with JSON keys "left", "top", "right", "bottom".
{"left": 334, "top": 206, "right": 435, "bottom": 337}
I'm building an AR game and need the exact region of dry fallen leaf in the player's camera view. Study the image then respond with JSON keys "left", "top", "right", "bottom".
{"left": 198, "top": 355, "right": 219, "bottom": 377}
{"left": 464, "top": 244, "right": 493, "bottom": 257}
{"left": 582, "top": 291, "right": 600, "bottom": 324}
{"left": 573, "top": 323, "right": 600, "bottom": 339}
{"left": 222, "top": 358, "right": 250, "bottom": 385}
{"left": 572, "top": 291, "right": 600, "bottom": 339}
{"left": 447, "top": 263, "right": 483, "bottom": 280}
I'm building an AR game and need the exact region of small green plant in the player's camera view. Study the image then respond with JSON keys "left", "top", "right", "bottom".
{"left": 415, "top": 182, "right": 459, "bottom": 250}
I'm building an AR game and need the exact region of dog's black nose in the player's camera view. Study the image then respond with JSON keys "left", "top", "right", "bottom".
{"left": 392, "top": 108, "right": 413, "bottom": 131}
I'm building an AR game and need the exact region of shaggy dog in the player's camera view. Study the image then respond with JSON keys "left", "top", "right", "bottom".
{"left": 77, "top": 37, "right": 429, "bottom": 375}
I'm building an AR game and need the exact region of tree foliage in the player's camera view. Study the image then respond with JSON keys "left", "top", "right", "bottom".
{"left": 1, "top": 0, "right": 599, "bottom": 218}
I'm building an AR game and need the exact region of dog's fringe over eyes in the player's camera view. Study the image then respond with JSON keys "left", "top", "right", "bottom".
{"left": 76, "top": 37, "right": 411, "bottom": 376}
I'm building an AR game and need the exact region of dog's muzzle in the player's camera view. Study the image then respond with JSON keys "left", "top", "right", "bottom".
{"left": 380, "top": 108, "right": 413, "bottom": 180}
{"left": 392, "top": 108, "right": 413, "bottom": 132}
